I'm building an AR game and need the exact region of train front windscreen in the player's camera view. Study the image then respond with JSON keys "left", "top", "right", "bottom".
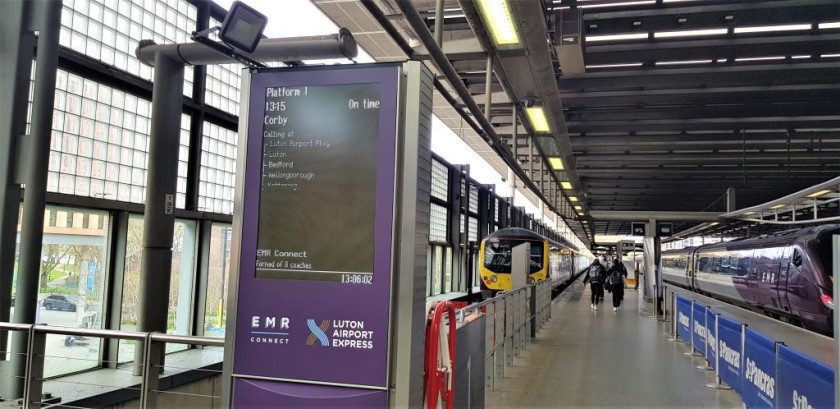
{"left": 483, "top": 239, "right": 543, "bottom": 274}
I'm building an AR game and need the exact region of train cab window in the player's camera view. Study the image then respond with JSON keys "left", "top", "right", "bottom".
{"left": 792, "top": 249, "right": 802, "bottom": 268}
{"left": 482, "top": 240, "right": 543, "bottom": 274}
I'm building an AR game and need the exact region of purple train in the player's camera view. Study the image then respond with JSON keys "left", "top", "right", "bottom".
{"left": 661, "top": 225, "right": 837, "bottom": 336}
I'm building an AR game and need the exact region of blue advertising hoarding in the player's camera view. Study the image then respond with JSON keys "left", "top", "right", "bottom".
{"left": 717, "top": 316, "right": 742, "bottom": 393}
{"left": 692, "top": 302, "right": 707, "bottom": 354}
{"left": 743, "top": 328, "right": 777, "bottom": 408}
{"left": 705, "top": 307, "right": 716, "bottom": 370}
{"left": 676, "top": 295, "right": 692, "bottom": 344}
{"left": 778, "top": 345, "right": 834, "bottom": 409}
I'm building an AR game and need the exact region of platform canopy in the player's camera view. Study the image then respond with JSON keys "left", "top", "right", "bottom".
{"left": 314, "top": 0, "right": 840, "bottom": 244}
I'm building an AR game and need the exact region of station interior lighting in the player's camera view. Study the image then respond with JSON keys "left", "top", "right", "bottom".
{"left": 525, "top": 106, "right": 551, "bottom": 133}
{"left": 569, "top": 196, "right": 578, "bottom": 202}
{"left": 807, "top": 189, "right": 832, "bottom": 198}
{"left": 561, "top": 181, "right": 572, "bottom": 190}
{"left": 770, "top": 204, "right": 786, "bottom": 209}
{"left": 475, "top": 0, "right": 521, "bottom": 47}
{"left": 574, "top": 205, "right": 582, "bottom": 211}
{"left": 548, "top": 157, "right": 564, "bottom": 170}
{"left": 218, "top": 1, "right": 268, "bottom": 53}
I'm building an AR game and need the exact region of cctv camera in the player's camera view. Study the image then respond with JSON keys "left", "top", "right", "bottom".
{"left": 521, "top": 97, "right": 537, "bottom": 108}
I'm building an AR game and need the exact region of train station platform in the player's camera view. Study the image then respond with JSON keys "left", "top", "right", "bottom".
{"left": 486, "top": 285, "right": 743, "bottom": 408}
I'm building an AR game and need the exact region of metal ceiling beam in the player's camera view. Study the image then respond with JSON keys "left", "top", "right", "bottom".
{"left": 581, "top": 0, "right": 839, "bottom": 35}
{"left": 571, "top": 132, "right": 840, "bottom": 147}
{"left": 567, "top": 116, "right": 840, "bottom": 133}
{"left": 589, "top": 211, "right": 721, "bottom": 221}
{"left": 576, "top": 150, "right": 840, "bottom": 162}
{"left": 585, "top": 33, "right": 840, "bottom": 66}
{"left": 581, "top": 177, "right": 829, "bottom": 187}
{"left": 560, "top": 84, "right": 840, "bottom": 108}
{"left": 566, "top": 103, "right": 838, "bottom": 122}
{"left": 557, "top": 62, "right": 840, "bottom": 91}
{"left": 577, "top": 167, "right": 840, "bottom": 176}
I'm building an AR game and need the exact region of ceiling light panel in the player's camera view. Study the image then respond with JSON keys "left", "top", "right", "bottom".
{"left": 526, "top": 107, "right": 551, "bottom": 133}
{"left": 475, "top": 0, "right": 521, "bottom": 47}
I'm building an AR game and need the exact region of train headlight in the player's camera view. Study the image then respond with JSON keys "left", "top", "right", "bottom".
{"left": 820, "top": 293, "right": 834, "bottom": 310}
{"left": 490, "top": 275, "right": 497, "bottom": 283}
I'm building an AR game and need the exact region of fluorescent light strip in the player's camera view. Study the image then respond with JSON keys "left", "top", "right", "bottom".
{"left": 548, "top": 157, "right": 564, "bottom": 170}
{"left": 586, "top": 33, "right": 649, "bottom": 42}
{"left": 475, "top": 0, "right": 520, "bottom": 46}
{"left": 656, "top": 59, "right": 713, "bottom": 66}
{"left": 735, "top": 56, "right": 786, "bottom": 62}
{"left": 807, "top": 189, "right": 832, "bottom": 198}
{"left": 819, "top": 22, "right": 840, "bottom": 29}
{"left": 561, "top": 182, "right": 572, "bottom": 190}
{"left": 791, "top": 55, "right": 812, "bottom": 59}
{"left": 585, "top": 63, "right": 644, "bottom": 69}
{"left": 525, "top": 107, "right": 551, "bottom": 133}
{"left": 735, "top": 24, "right": 810, "bottom": 33}
{"left": 654, "top": 28, "right": 727, "bottom": 38}
{"left": 822, "top": 54, "right": 840, "bottom": 58}
{"left": 578, "top": 1, "right": 655, "bottom": 8}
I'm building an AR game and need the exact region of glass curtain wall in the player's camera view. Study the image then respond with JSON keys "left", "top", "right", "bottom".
{"left": 7, "top": 207, "right": 111, "bottom": 378}
{"left": 118, "top": 217, "right": 196, "bottom": 363}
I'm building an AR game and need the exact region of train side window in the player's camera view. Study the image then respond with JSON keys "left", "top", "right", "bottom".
{"left": 737, "top": 257, "right": 750, "bottom": 276}
{"left": 792, "top": 249, "right": 802, "bottom": 268}
{"left": 698, "top": 257, "right": 709, "bottom": 272}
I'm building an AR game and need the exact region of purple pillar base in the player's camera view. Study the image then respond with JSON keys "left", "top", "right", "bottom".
{"left": 233, "top": 378, "right": 388, "bottom": 408}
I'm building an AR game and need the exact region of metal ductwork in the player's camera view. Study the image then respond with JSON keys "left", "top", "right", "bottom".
{"left": 555, "top": 9, "right": 586, "bottom": 76}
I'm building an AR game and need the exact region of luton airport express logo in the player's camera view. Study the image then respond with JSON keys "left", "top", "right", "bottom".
{"left": 306, "top": 318, "right": 375, "bottom": 349}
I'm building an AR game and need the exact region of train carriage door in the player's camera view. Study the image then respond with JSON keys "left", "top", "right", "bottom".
{"left": 776, "top": 246, "right": 792, "bottom": 314}
{"left": 754, "top": 246, "right": 785, "bottom": 311}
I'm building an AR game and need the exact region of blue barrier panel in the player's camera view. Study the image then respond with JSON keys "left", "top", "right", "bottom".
{"left": 692, "top": 301, "right": 707, "bottom": 354}
{"left": 717, "top": 316, "right": 742, "bottom": 394}
{"left": 743, "top": 328, "right": 777, "bottom": 408}
{"left": 778, "top": 345, "right": 834, "bottom": 409}
{"left": 705, "top": 307, "right": 717, "bottom": 370}
{"left": 676, "top": 295, "right": 692, "bottom": 344}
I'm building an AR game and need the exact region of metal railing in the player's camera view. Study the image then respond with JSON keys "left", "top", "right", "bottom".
{"left": 0, "top": 322, "right": 225, "bottom": 408}
{"left": 457, "top": 280, "right": 553, "bottom": 390}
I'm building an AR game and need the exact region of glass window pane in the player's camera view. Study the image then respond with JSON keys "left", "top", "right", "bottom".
{"left": 199, "top": 123, "right": 237, "bottom": 214}
{"left": 19, "top": 206, "right": 111, "bottom": 378}
{"left": 59, "top": 0, "right": 196, "bottom": 97}
{"left": 204, "top": 223, "right": 232, "bottom": 337}
{"left": 119, "top": 216, "right": 196, "bottom": 362}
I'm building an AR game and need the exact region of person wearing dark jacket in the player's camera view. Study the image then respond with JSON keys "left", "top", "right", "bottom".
{"left": 606, "top": 259, "right": 628, "bottom": 311}
{"left": 583, "top": 259, "right": 607, "bottom": 310}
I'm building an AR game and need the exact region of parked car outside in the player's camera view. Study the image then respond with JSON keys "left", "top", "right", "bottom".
{"left": 41, "top": 294, "right": 77, "bottom": 312}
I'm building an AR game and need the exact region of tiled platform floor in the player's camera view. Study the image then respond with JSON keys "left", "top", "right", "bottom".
{"left": 486, "top": 284, "right": 742, "bottom": 408}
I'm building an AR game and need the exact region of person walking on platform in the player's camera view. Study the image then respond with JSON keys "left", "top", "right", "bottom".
{"left": 583, "top": 259, "right": 607, "bottom": 310}
{"left": 607, "top": 258, "right": 628, "bottom": 311}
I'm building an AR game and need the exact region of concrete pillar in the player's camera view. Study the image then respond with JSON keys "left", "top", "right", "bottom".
{"left": 1, "top": 0, "right": 61, "bottom": 398}
{"left": 0, "top": 2, "right": 32, "bottom": 380}
{"left": 133, "top": 52, "right": 185, "bottom": 372}
{"left": 642, "top": 218, "right": 657, "bottom": 303}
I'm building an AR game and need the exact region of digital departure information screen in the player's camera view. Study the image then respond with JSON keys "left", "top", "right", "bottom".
{"left": 255, "top": 83, "right": 380, "bottom": 282}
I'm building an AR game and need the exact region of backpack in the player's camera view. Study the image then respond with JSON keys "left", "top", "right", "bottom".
{"left": 589, "top": 265, "right": 603, "bottom": 283}
{"left": 609, "top": 271, "right": 624, "bottom": 288}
